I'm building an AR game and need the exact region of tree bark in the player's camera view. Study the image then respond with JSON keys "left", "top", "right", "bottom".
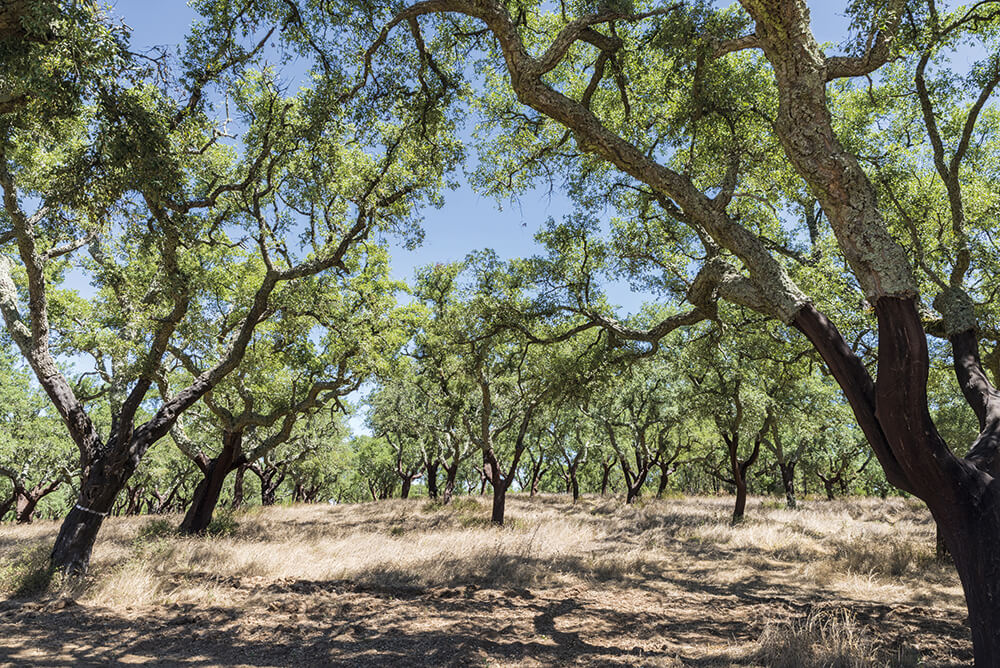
{"left": 778, "top": 461, "right": 797, "bottom": 509}
{"left": 599, "top": 457, "right": 614, "bottom": 496}
{"left": 932, "top": 497, "right": 1000, "bottom": 664}
{"left": 624, "top": 469, "right": 649, "bottom": 505}
{"left": 490, "top": 480, "right": 507, "bottom": 525}
{"left": 15, "top": 493, "right": 38, "bottom": 524}
{"left": 400, "top": 476, "right": 412, "bottom": 499}
{"left": 51, "top": 446, "right": 135, "bottom": 573}
{"left": 179, "top": 430, "right": 241, "bottom": 535}
{"left": 441, "top": 462, "right": 458, "bottom": 504}
{"left": 819, "top": 475, "right": 837, "bottom": 501}
{"left": 725, "top": 431, "right": 761, "bottom": 523}
{"left": 425, "top": 461, "right": 439, "bottom": 499}
{"left": 231, "top": 464, "right": 246, "bottom": 509}
{"left": 732, "top": 471, "right": 748, "bottom": 522}
{"left": 655, "top": 469, "right": 670, "bottom": 499}
{"left": 529, "top": 463, "right": 545, "bottom": 497}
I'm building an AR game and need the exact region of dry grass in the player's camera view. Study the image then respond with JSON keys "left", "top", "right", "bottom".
{"left": 0, "top": 495, "right": 970, "bottom": 666}
{"left": 752, "top": 608, "right": 880, "bottom": 668}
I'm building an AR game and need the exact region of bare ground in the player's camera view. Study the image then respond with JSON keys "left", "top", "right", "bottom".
{"left": 0, "top": 495, "right": 972, "bottom": 667}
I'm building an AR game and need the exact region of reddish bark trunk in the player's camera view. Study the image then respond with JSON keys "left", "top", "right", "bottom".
{"left": 599, "top": 457, "right": 614, "bottom": 496}
{"left": 778, "top": 461, "right": 797, "bottom": 509}
{"left": 51, "top": 447, "right": 135, "bottom": 573}
{"left": 179, "top": 430, "right": 242, "bottom": 535}
{"left": 15, "top": 493, "right": 38, "bottom": 524}
{"left": 441, "top": 463, "right": 458, "bottom": 505}
{"left": 490, "top": 481, "right": 507, "bottom": 525}
{"left": 231, "top": 464, "right": 246, "bottom": 509}
{"left": 425, "top": 461, "right": 439, "bottom": 499}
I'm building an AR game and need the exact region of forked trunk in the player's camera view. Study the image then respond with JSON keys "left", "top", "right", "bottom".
{"left": 529, "top": 464, "right": 544, "bottom": 496}
{"left": 725, "top": 431, "right": 760, "bottom": 523}
{"left": 625, "top": 480, "right": 643, "bottom": 504}
{"left": 179, "top": 431, "right": 241, "bottom": 535}
{"left": 622, "top": 461, "right": 650, "bottom": 505}
{"left": 15, "top": 493, "right": 38, "bottom": 524}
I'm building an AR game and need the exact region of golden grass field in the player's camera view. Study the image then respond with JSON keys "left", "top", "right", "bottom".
{"left": 0, "top": 494, "right": 972, "bottom": 666}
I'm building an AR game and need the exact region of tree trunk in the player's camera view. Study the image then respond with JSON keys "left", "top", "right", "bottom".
{"left": 821, "top": 476, "right": 836, "bottom": 501}
{"left": 51, "top": 503, "right": 108, "bottom": 574}
{"left": 51, "top": 449, "right": 134, "bottom": 574}
{"left": 261, "top": 478, "right": 278, "bottom": 505}
{"left": 625, "top": 486, "right": 640, "bottom": 504}
{"left": 490, "top": 481, "right": 507, "bottom": 525}
{"left": 441, "top": 464, "right": 458, "bottom": 505}
{"left": 655, "top": 471, "right": 669, "bottom": 499}
{"left": 126, "top": 486, "right": 144, "bottom": 515}
{"left": 231, "top": 464, "right": 246, "bottom": 509}
{"left": 935, "top": 523, "right": 949, "bottom": 562}
{"left": 933, "top": 499, "right": 1000, "bottom": 664}
{"left": 733, "top": 478, "right": 748, "bottom": 523}
{"left": 569, "top": 468, "right": 579, "bottom": 503}
{"left": 400, "top": 476, "right": 412, "bottom": 499}
{"left": 529, "top": 464, "right": 544, "bottom": 497}
{"left": 15, "top": 492, "right": 38, "bottom": 524}
{"left": 425, "top": 461, "right": 439, "bottom": 499}
{"left": 179, "top": 430, "right": 241, "bottom": 535}
{"left": 779, "top": 461, "right": 797, "bottom": 509}
{"left": 725, "top": 431, "right": 760, "bottom": 523}
{"left": 600, "top": 462, "right": 612, "bottom": 496}
{"left": 624, "top": 465, "right": 649, "bottom": 505}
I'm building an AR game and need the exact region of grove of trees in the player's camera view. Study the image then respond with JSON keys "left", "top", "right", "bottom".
{"left": 1, "top": 0, "right": 999, "bottom": 663}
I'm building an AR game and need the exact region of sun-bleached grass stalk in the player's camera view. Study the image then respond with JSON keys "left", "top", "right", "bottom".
{"left": 752, "top": 608, "right": 877, "bottom": 668}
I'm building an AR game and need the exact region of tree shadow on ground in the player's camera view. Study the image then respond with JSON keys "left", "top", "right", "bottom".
{"left": 0, "top": 563, "right": 972, "bottom": 667}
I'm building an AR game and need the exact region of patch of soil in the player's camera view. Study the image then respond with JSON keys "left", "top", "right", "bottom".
{"left": 0, "top": 575, "right": 970, "bottom": 666}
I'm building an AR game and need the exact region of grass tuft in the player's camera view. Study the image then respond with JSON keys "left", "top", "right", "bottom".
{"left": 752, "top": 608, "right": 880, "bottom": 668}
{"left": 832, "top": 533, "right": 934, "bottom": 577}
{"left": 204, "top": 509, "right": 239, "bottom": 537}
{"left": 0, "top": 543, "right": 57, "bottom": 598}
